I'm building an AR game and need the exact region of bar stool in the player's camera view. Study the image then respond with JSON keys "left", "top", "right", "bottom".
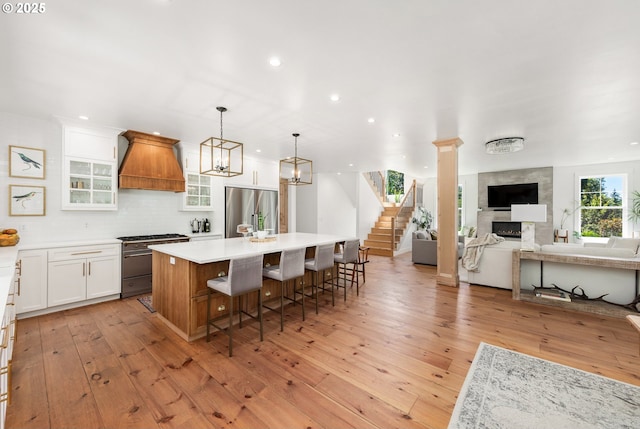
{"left": 304, "top": 242, "right": 336, "bottom": 314}
{"left": 206, "top": 254, "right": 264, "bottom": 357}
{"left": 351, "top": 245, "right": 370, "bottom": 296}
{"left": 262, "top": 247, "right": 306, "bottom": 331}
{"left": 333, "top": 239, "right": 360, "bottom": 304}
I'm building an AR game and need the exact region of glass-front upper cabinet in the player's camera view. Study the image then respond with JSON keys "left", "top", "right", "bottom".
{"left": 182, "top": 173, "right": 213, "bottom": 210}
{"left": 60, "top": 122, "right": 121, "bottom": 210}
{"left": 65, "top": 159, "right": 116, "bottom": 208}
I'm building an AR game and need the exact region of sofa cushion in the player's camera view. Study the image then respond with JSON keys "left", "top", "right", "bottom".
{"left": 608, "top": 237, "right": 640, "bottom": 254}
{"left": 415, "top": 231, "right": 429, "bottom": 240}
{"left": 540, "top": 244, "right": 636, "bottom": 258}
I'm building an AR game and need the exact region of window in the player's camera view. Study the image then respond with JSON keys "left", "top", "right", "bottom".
{"left": 579, "top": 175, "right": 624, "bottom": 238}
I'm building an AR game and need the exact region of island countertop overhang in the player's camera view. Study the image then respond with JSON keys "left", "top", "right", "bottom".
{"left": 149, "top": 232, "right": 350, "bottom": 264}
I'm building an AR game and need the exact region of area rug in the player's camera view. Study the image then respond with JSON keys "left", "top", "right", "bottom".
{"left": 137, "top": 295, "right": 156, "bottom": 313}
{"left": 448, "top": 342, "right": 640, "bottom": 429}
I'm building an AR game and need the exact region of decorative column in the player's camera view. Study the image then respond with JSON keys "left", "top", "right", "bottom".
{"left": 432, "top": 137, "right": 464, "bottom": 287}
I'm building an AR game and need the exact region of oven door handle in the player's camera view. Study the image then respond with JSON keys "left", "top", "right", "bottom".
{"left": 123, "top": 253, "right": 152, "bottom": 258}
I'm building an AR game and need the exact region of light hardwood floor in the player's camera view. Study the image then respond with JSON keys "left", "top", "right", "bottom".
{"left": 7, "top": 253, "right": 640, "bottom": 429}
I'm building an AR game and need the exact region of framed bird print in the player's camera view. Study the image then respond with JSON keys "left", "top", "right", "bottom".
{"left": 9, "top": 185, "right": 46, "bottom": 216}
{"left": 9, "top": 145, "right": 46, "bottom": 179}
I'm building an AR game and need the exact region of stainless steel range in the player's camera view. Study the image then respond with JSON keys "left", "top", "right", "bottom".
{"left": 118, "top": 234, "right": 190, "bottom": 298}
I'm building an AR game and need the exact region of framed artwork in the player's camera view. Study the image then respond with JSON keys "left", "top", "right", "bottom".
{"left": 9, "top": 145, "right": 46, "bottom": 179}
{"left": 9, "top": 185, "right": 46, "bottom": 216}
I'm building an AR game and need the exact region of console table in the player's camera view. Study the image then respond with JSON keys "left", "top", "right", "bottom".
{"left": 511, "top": 250, "right": 640, "bottom": 317}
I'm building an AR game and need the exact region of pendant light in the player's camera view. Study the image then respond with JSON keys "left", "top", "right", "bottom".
{"left": 279, "top": 133, "right": 312, "bottom": 185}
{"left": 200, "top": 106, "right": 244, "bottom": 177}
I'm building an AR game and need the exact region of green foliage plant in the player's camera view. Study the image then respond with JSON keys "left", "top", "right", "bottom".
{"left": 412, "top": 206, "right": 432, "bottom": 231}
{"left": 628, "top": 190, "right": 640, "bottom": 224}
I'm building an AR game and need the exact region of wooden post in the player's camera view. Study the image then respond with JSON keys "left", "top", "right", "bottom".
{"left": 432, "top": 137, "right": 464, "bottom": 287}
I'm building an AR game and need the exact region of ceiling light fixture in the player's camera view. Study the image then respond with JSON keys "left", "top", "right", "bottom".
{"left": 78, "top": 115, "right": 89, "bottom": 120}
{"left": 630, "top": 141, "right": 639, "bottom": 146}
{"left": 200, "top": 106, "right": 244, "bottom": 177}
{"left": 367, "top": 118, "right": 375, "bottom": 123}
{"left": 269, "top": 57, "right": 281, "bottom": 67}
{"left": 485, "top": 137, "right": 524, "bottom": 154}
{"left": 280, "top": 133, "right": 312, "bottom": 185}
{"left": 330, "top": 94, "right": 340, "bottom": 102}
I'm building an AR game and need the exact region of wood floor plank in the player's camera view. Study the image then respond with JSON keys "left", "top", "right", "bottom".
{"left": 6, "top": 252, "right": 640, "bottom": 429}
{"left": 5, "top": 317, "right": 50, "bottom": 429}
{"left": 39, "top": 312, "right": 104, "bottom": 429}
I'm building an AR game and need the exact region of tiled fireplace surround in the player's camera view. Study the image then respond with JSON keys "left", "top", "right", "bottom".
{"left": 477, "top": 167, "right": 554, "bottom": 245}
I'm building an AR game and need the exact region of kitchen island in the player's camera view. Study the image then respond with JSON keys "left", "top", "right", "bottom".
{"left": 149, "top": 233, "right": 348, "bottom": 341}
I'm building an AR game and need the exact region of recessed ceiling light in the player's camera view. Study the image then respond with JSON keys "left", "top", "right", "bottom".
{"left": 256, "top": 149, "right": 261, "bottom": 153}
{"left": 630, "top": 141, "right": 639, "bottom": 146}
{"left": 152, "top": 131, "right": 161, "bottom": 135}
{"left": 269, "top": 57, "right": 281, "bottom": 67}
{"left": 367, "top": 118, "right": 375, "bottom": 124}
{"left": 78, "top": 115, "right": 89, "bottom": 120}
{"left": 392, "top": 133, "right": 401, "bottom": 138}
{"left": 424, "top": 166, "right": 429, "bottom": 169}
{"left": 330, "top": 94, "right": 340, "bottom": 102}
{"left": 337, "top": 172, "right": 341, "bottom": 175}
{"left": 349, "top": 163, "right": 353, "bottom": 167}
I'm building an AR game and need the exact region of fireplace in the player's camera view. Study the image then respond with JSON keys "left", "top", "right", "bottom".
{"left": 492, "top": 221, "right": 521, "bottom": 238}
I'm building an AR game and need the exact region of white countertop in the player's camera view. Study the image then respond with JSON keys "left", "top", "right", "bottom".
{"left": 149, "top": 232, "right": 350, "bottom": 264}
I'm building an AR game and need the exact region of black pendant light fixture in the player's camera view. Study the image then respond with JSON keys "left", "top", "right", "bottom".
{"left": 279, "top": 133, "right": 312, "bottom": 185}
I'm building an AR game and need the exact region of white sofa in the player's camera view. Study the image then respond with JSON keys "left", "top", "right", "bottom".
{"left": 526, "top": 238, "right": 640, "bottom": 305}
{"left": 464, "top": 240, "right": 530, "bottom": 290}
{"left": 464, "top": 237, "right": 640, "bottom": 305}
{"left": 539, "top": 237, "right": 640, "bottom": 259}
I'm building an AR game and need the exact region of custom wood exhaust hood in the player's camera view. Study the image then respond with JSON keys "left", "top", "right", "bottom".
{"left": 119, "top": 130, "right": 185, "bottom": 192}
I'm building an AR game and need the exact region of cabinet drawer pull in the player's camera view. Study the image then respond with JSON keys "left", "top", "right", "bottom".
{"left": 71, "top": 251, "right": 102, "bottom": 256}
{"left": 83, "top": 262, "right": 86, "bottom": 277}
{"left": 88, "top": 262, "right": 91, "bottom": 276}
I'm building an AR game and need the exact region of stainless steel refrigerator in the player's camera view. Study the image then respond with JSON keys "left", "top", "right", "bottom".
{"left": 225, "top": 186, "right": 279, "bottom": 238}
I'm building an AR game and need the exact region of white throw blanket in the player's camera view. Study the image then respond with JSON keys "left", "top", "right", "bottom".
{"left": 462, "top": 233, "right": 505, "bottom": 271}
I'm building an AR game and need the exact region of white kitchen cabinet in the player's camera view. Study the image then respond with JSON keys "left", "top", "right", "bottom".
{"left": 0, "top": 264, "right": 17, "bottom": 429}
{"left": 47, "top": 244, "right": 120, "bottom": 307}
{"left": 61, "top": 125, "right": 120, "bottom": 210}
{"left": 224, "top": 157, "right": 279, "bottom": 188}
{"left": 16, "top": 249, "right": 48, "bottom": 314}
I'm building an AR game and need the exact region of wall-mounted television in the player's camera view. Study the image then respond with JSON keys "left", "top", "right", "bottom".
{"left": 487, "top": 183, "right": 538, "bottom": 209}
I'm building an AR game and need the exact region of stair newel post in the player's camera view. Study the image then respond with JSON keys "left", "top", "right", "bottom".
{"left": 391, "top": 217, "right": 396, "bottom": 252}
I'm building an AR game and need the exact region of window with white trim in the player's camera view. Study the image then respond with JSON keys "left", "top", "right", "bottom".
{"left": 579, "top": 175, "right": 625, "bottom": 238}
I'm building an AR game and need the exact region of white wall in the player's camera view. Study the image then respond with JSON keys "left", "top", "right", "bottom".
{"left": 0, "top": 111, "right": 225, "bottom": 245}
{"left": 357, "top": 173, "right": 382, "bottom": 242}
{"left": 294, "top": 179, "right": 318, "bottom": 233}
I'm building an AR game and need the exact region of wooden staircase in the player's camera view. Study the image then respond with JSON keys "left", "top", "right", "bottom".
{"left": 364, "top": 204, "right": 413, "bottom": 256}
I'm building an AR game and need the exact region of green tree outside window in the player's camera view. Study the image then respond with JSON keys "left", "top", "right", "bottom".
{"left": 579, "top": 175, "right": 623, "bottom": 237}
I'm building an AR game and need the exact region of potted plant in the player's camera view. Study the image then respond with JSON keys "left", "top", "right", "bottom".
{"left": 557, "top": 203, "right": 583, "bottom": 240}
{"left": 628, "top": 190, "right": 640, "bottom": 237}
{"left": 572, "top": 230, "right": 582, "bottom": 244}
{"left": 412, "top": 206, "right": 432, "bottom": 231}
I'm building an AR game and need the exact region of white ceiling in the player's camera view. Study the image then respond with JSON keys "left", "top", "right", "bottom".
{"left": 2, "top": 0, "right": 640, "bottom": 178}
